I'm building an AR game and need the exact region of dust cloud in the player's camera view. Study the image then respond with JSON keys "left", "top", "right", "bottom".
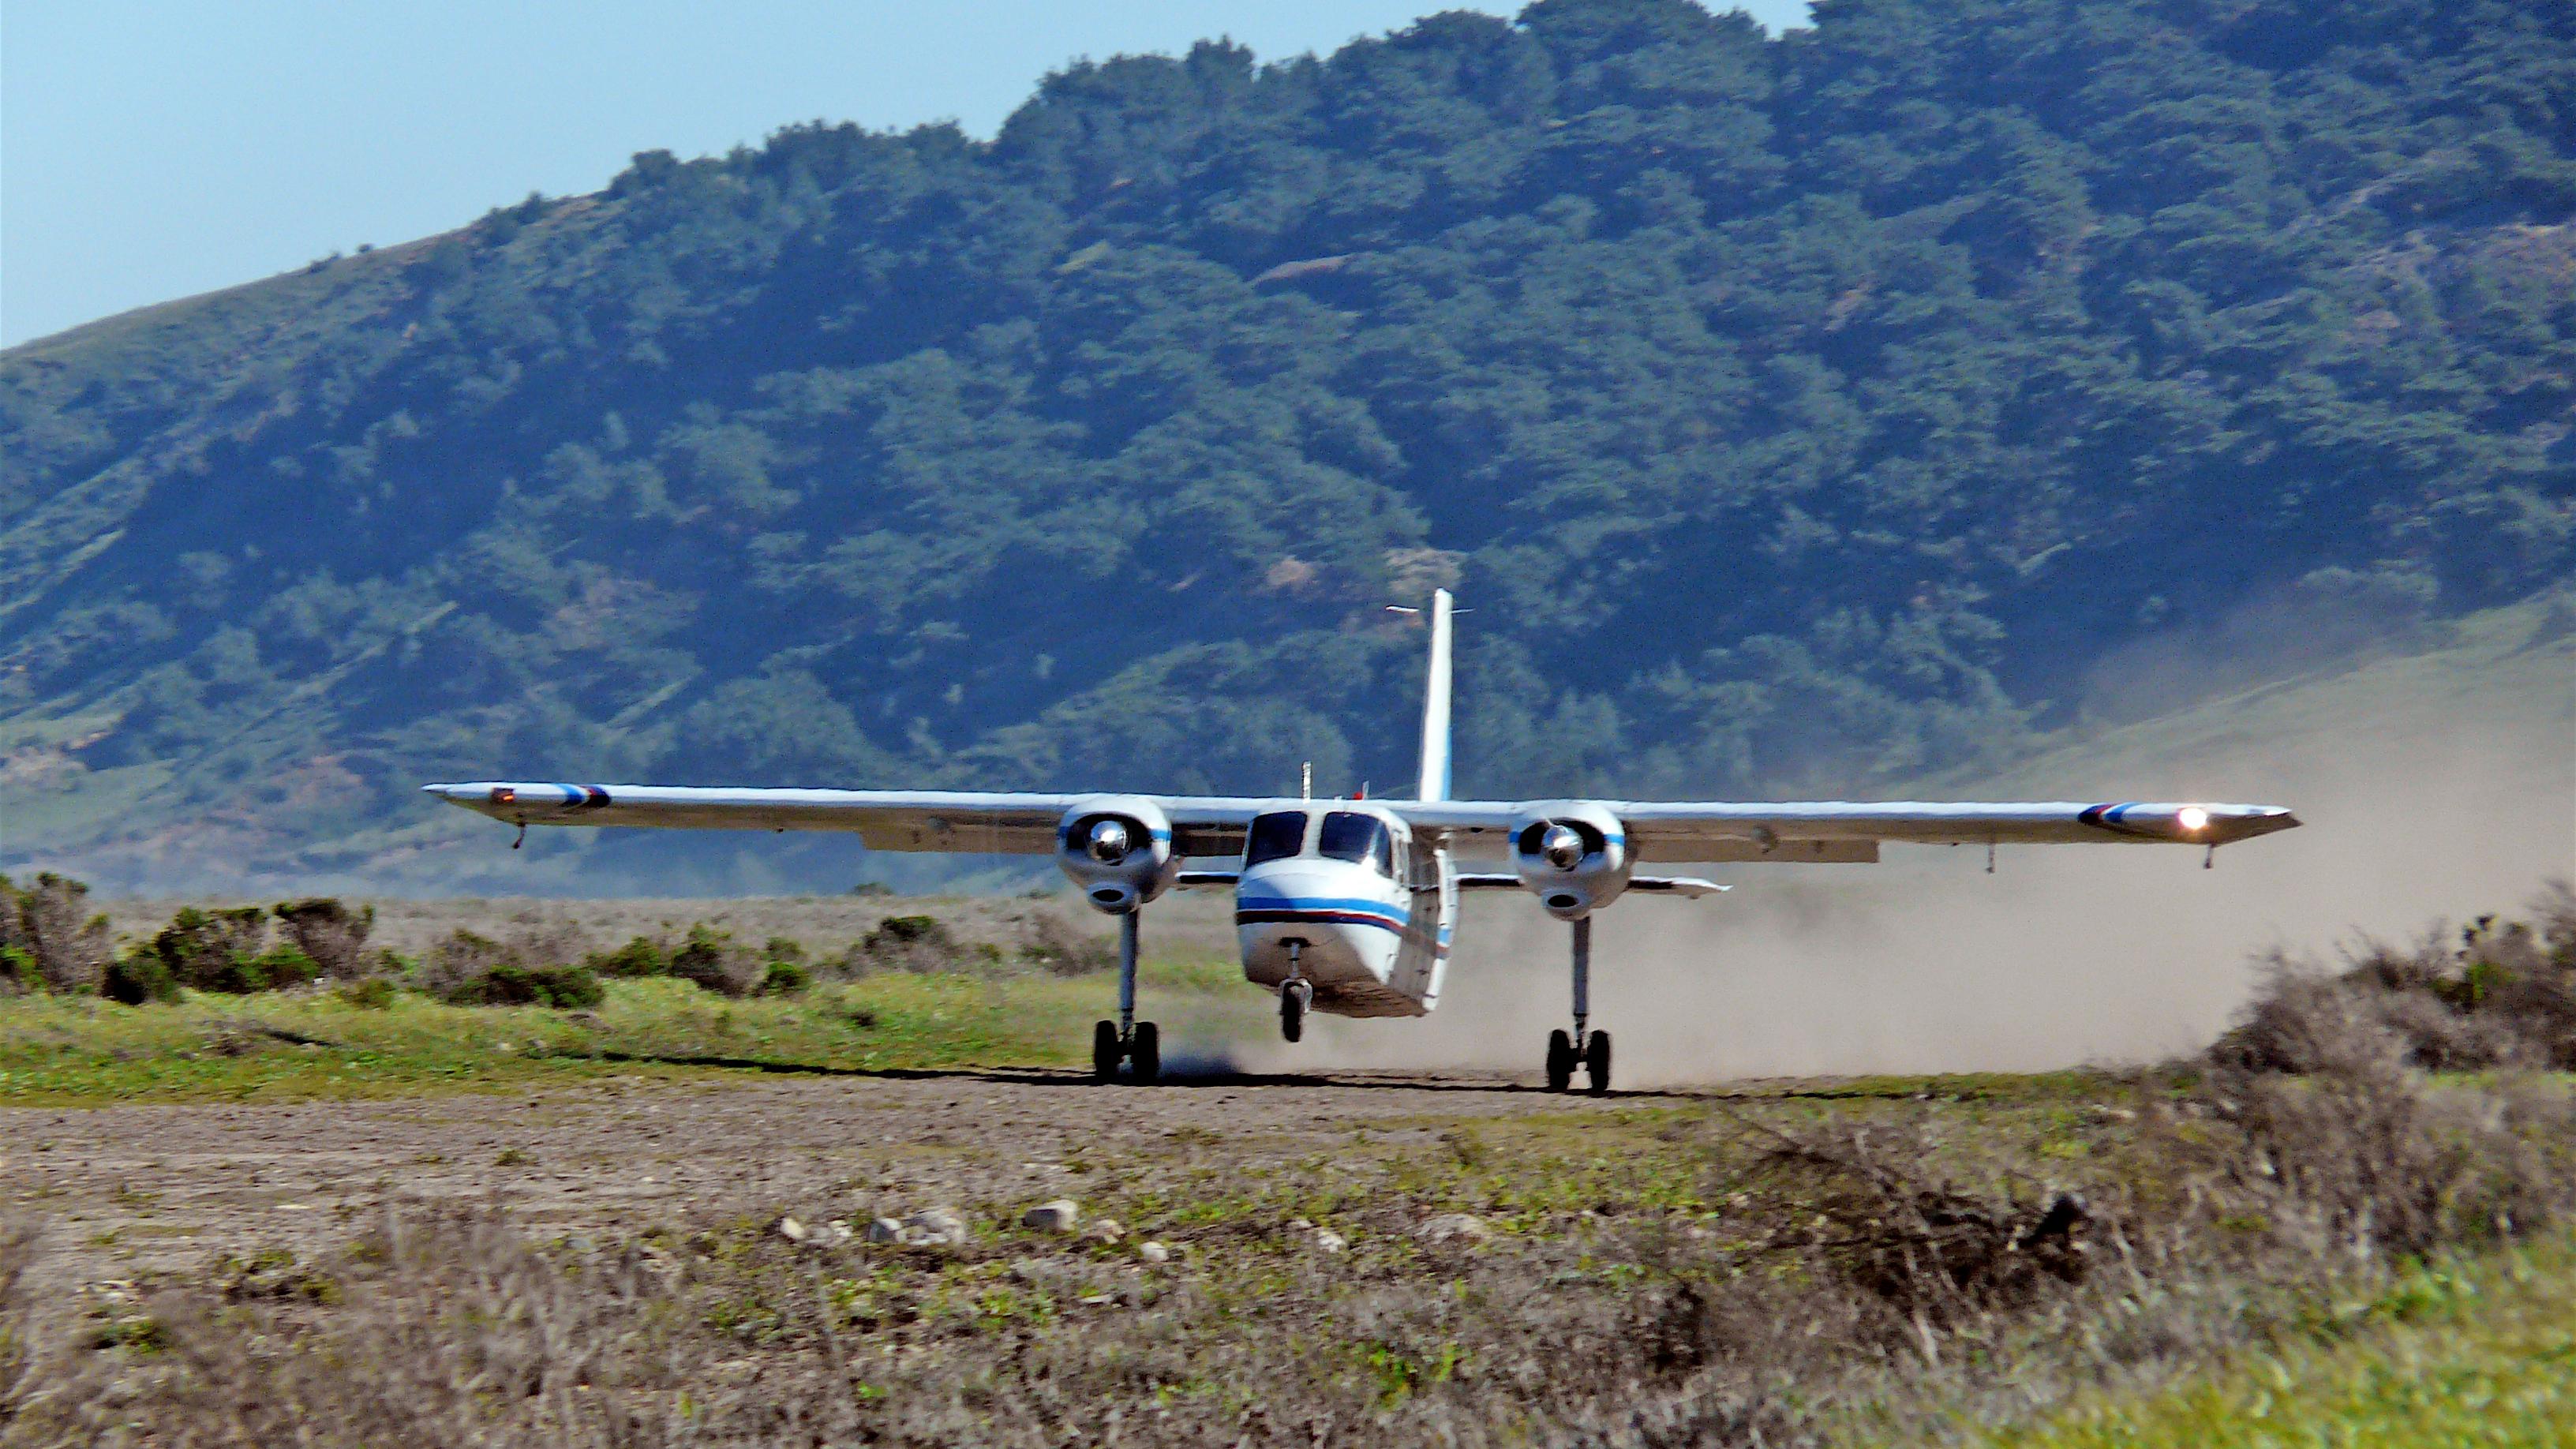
{"left": 1255, "top": 622, "right": 2576, "bottom": 1084}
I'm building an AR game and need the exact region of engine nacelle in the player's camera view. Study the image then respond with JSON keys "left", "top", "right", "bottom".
{"left": 1511, "top": 802, "right": 1632, "bottom": 920}
{"left": 1057, "top": 795, "right": 1179, "bottom": 914}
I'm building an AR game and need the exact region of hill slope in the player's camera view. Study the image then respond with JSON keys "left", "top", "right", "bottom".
{"left": 3, "top": 0, "right": 2570, "bottom": 890}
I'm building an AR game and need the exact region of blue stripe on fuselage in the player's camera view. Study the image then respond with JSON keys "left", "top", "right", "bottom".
{"left": 1234, "top": 894, "right": 1410, "bottom": 934}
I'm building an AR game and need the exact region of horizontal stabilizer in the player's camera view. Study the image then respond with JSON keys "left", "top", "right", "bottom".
{"left": 1453, "top": 873, "right": 1728, "bottom": 898}
{"left": 1627, "top": 875, "right": 1729, "bottom": 897}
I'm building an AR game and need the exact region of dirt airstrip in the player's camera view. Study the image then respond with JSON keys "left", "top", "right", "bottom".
{"left": 4, "top": 1067, "right": 1621, "bottom": 1293}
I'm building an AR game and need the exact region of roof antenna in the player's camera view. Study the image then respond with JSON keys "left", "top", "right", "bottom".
{"left": 1301, "top": 762, "right": 1312, "bottom": 800}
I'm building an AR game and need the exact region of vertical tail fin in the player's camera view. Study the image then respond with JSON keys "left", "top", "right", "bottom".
{"left": 1417, "top": 587, "right": 1453, "bottom": 802}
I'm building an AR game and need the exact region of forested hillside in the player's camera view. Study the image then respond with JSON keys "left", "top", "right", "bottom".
{"left": 4, "top": 0, "right": 2570, "bottom": 891}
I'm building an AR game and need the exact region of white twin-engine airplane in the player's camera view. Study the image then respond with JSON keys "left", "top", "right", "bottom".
{"left": 427, "top": 590, "right": 2301, "bottom": 1091}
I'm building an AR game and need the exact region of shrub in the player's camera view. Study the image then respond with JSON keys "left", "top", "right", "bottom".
{"left": 856, "top": 914, "right": 960, "bottom": 974}
{"left": 102, "top": 951, "right": 182, "bottom": 1006}
{"left": 761, "top": 960, "right": 811, "bottom": 996}
{"left": 669, "top": 924, "right": 765, "bottom": 997}
{"left": 271, "top": 897, "right": 376, "bottom": 977}
{"left": 243, "top": 944, "right": 320, "bottom": 993}
{"left": 2212, "top": 882, "right": 2576, "bottom": 1073}
{"left": 421, "top": 929, "right": 597, "bottom": 1006}
{"left": 144, "top": 906, "right": 273, "bottom": 993}
{"left": 0, "top": 944, "right": 32, "bottom": 995}
{"left": 335, "top": 977, "right": 398, "bottom": 1009}
{"left": 448, "top": 964, "right": 603, "bottom": 1009}
{"left": 585, "top": 935, "right": 670, "bottom": 977}
{"left": 10, "top": 874, "right": 113, "bottom": 994}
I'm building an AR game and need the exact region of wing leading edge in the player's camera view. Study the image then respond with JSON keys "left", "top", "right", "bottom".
{"left": 425, "top": 783, "right": 2297, "bottom": 862}
{"left": 418, "top": 783, "right": 1268, "bottom": 855}
{"left": 1395, "top": 799, "right": 2300, "bottom": 862}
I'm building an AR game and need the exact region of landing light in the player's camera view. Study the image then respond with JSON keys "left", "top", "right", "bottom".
{"left": 2177, "top": 806, "right": 2211, "bottom": 833}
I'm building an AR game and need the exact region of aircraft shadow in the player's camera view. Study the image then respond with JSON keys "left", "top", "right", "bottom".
{"left": 579, "top": 1047, "right": 1828, "bottom": 1101}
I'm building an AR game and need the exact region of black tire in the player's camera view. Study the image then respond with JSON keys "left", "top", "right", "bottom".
{"left": 1545, "top": 1029, "right": 1574, "bottom": 1092}
{"left": 1131, "top": 1021, "right": 1162, "bottom": 1083}
{"left": 1280, "top": 987, "right": 1305, "bottom": 1043}
{"left": 1584, "top": 1030, "right": 1612, "bottom": 1095}
{"left": 1091, "top": 1020, "right": 1121, "bottom": 1082}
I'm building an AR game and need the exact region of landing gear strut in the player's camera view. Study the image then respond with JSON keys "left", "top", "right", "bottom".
{"left": 1543, "top": 916, "right": 1611, "bottom": 1094}
{"left": 1091, "top": 910, "right": 1160, "bottom": 1083}
{"left": 1279, "top": 942, "right": 1311, "bottom": 1043}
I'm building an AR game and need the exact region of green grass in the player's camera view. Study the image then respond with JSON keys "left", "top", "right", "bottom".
{"left": 0, "top": 959, "right": 1254, "bottom": 1105}
{"left": 1986, "top": 1234, "right": 2576, "bottom": 1449}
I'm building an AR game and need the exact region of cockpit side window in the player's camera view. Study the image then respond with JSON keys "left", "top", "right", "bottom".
{"left": 1317, "top": 811, "right": 1393, "bottom": 876}
{"left": 1244, "top": 811, "right": 1309, "bottom": 867}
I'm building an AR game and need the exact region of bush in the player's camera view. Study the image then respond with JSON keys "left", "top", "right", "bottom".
{"left": 103, "top": 951, "right": 182, "bottom": 1006}
{"left": 335, "top": 977, "right": 398, "bottom": 1009}
{"left": 2211, "top": 882, "right": 2576, "bottom": 1073}
{"left": 0, "top": 944, "right": 32, "bottom": 995}
{"left": 855, "top": 914, "right": 960, "bottom": 974}
{"left": 421, "top": 928, "right": 597, "bottom": 1007}
{"left": 144, "top": 906, "right": 273, "bottom": 993}
{"left": 447, "top": 963, "right": 603, "bottom": 1009}
{"left": 271, "top": 897, "right": 376, "bottom": 977}
{"left": 585, "top": 935, "right": 670, "bottom": 977}
{"left": 6, "top": 874, "right": 112, "bottom": 994}
{"left": 668, "top": 924, "right": 765, "bottom": 998}
{"left": 761, "top": 960, "right": 811, "bottom": 996}
{"left": 244, "top": 944, "right": 320, "bottom": 993}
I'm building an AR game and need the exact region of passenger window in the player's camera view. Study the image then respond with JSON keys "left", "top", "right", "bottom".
{"left": 1318, "top": 811, "right": 1393, "bottom": 876}
{"left": 1244, "top": 811, "right": 1309, "bottom": 867}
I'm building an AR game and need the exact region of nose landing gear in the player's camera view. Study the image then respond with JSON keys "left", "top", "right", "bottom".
{"left": 1543, "top": 916, "right": 1611, "bottom": 1094}
{"left": 1279, "top": 942, "right": 1312, "bottom": 1043}
{"left": 1091, "top": 909, "right": 1161, "bottom": 1083}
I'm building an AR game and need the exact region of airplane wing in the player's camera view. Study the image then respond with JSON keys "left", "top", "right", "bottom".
{"left": 428, "top": 783, "right": 2297, "bottom": 864}
{"left": 1393, "top": 799, "right": 2301, "bottom": 863}
{"left": 419, "top": 783, "right": 1270, "bottom": 856}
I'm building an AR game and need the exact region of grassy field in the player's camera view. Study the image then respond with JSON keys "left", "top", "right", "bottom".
{"left": 8, "top": 1054, "right": 2568, "bottom": 1447}
{"left": 1993, "top": 1232, "right": 2576, "bottom": 1449}
{"left": 5, "top": 889, "right": 2570, "bottom": 1446}
{"left": 0, "top": 961, "right": 1258, "bottom": 1106}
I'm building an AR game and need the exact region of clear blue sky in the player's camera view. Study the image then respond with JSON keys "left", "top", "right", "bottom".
{"left": 1, "top": 1, "right": 1809, "bottom": 347}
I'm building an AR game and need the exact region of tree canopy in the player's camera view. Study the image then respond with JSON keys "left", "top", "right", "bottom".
{"left": 3, "top": 0, "right": 2570, "bottom": 889}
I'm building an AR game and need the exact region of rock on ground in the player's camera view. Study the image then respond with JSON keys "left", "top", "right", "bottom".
{"left": 1020, "top": 1199, "right": 1081, "bottom": 1234}
{"left": 1415, "top": 1212, "right": 1491, "bottom": 1245}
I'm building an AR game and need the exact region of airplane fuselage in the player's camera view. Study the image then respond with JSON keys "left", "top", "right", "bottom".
{"left": 1231, "top": 802, "right": 1452, "bottom": 1018}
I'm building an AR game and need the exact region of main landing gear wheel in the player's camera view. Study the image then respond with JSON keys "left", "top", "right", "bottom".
{"left": 1545, "top": 1029, "right": 1575, "bottom": 1093}
{"left": 1279, "top": 979, "right": 1312, "bottom": 1043}
{"left": 1091, "top": 908, "right": 1159, "bottom": 1083}
{"left": 1583, "top": 1029, "right": 1612, "bottom": 1095}
{"left": 1091, "top": 1019, "right": 1163, "bottom": 1083}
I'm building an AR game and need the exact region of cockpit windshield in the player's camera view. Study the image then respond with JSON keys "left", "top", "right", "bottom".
{"left": 1243, "top": 811, "right": 1309, "bottom": 867}
{"left": 1317, "top": 811, "right": 1394, "bottom": 876}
